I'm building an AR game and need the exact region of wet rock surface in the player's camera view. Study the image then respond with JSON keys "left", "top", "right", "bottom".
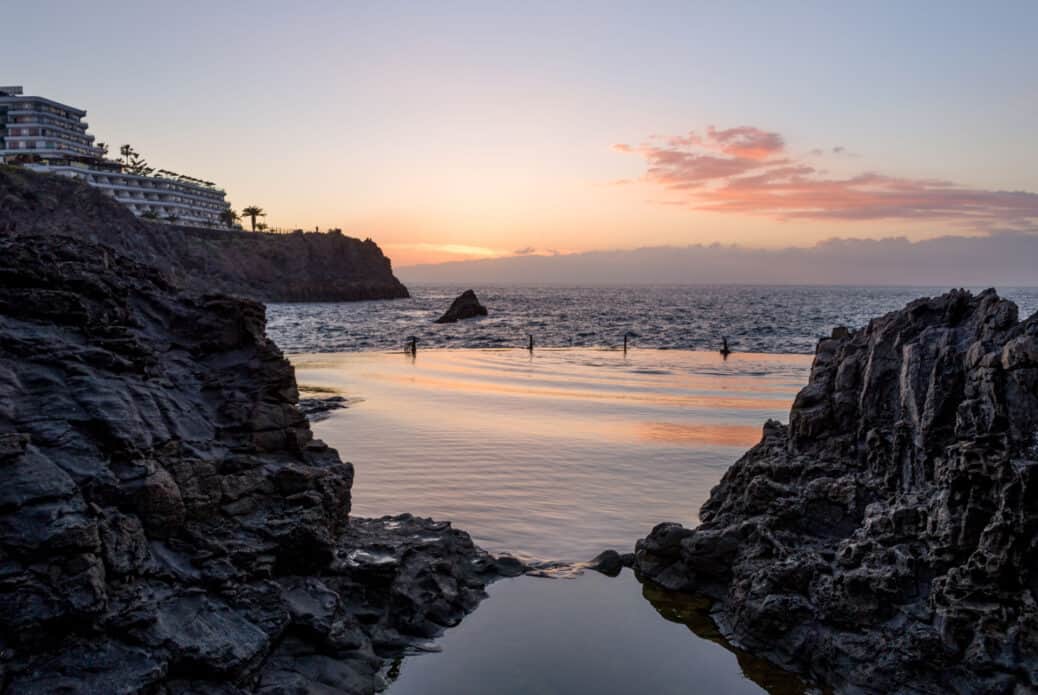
{"left": 640, "top": 582, "right": 814, "bottom": 695}
{"left": 434, "top": 290, "right": 488, "bottom": 323}
{"left": 298, "top": 395, "right": 350, "bottom": 423}
{"left": 586, "top": 549, "right": 636, "bottom": 577}
{"left": 0, "top": 165, "right": 409, "bottom": 302}
{"left": 635, "top": 289, "right": 1038, "bottom": 694}
{"left": 0, "top": 234, "right": 504, "bottom": 694}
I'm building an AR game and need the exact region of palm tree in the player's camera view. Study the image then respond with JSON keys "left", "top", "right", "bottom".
{"left": 241, "top": 205, "right": 265, "bottom": 231}
{"left": 219, "top": 208, "right": 240, "bottom": 228}
{"left": 140, "top": 210, "right": 159, "bottom": 221}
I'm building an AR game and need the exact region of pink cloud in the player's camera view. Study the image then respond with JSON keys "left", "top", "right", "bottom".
{"left": 705, "top": 125, "right": 785, "bottom": 160}
{"left": 660, "top": 126, "right": 785, "bottom": 161}
{"left": 615, "top": 125, "right": 1038, "bottom": 229}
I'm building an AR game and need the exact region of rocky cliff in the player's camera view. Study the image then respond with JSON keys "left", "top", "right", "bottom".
{"left": 0, "top": 234, "right": 502, "bottom": 694}
{"left": 635, "top": 289, "right": 1038, "bottom": 694}
{"left": 0, "top": 165, "right": 409, "bottom": 302}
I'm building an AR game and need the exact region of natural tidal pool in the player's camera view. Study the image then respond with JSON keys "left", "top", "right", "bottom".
{"left": 381, "top": 570, "right": 809, "bottom": 695}
{"left": 293, "top": 348, "right": 816, "bottom": 693}
{"left": 294, "top": 348, "right": 811, "bottom": 561}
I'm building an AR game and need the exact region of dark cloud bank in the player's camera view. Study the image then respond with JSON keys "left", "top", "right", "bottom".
{"left": 397, "top": 233, "right": 1038, "bottom": 287}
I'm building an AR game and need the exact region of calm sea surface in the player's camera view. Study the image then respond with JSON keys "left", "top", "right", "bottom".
{"left": 268, "top": 284, "right": 1038, "bottom": 355}
{"left": 295, "top": 348, "right": 815, "bottom": 693}
{"left": 282, "top": 285, "right": 1036, "bottom": 694}
{"left": 295, "top": 348, "right": 810, "bottom": 561}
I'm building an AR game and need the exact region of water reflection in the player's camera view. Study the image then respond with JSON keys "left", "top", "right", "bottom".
{"left": 380, "top": 571, "right": 814, "bottom": 695}
{"left": 293, "top": 348, "right": 823, "bottom": 693}
{"left": 635, "top": 421, "right": 765, "bottom": 446}
{"left": 641, "top": 583, "right": 817, "bottom": 695}
{"left": 295, "top": 348, "right": 810, "bottom": 561}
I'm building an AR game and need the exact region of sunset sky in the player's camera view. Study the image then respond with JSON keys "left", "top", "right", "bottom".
{"left": 6, "top": 1, "right": 1037, "bottom": 266}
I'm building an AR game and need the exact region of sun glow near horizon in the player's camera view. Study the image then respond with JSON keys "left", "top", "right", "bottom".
{"left": 5, "top": 2, "right": 1037, "bottom": 268}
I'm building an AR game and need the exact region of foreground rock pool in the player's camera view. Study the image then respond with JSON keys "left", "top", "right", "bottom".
{"left": 383, "top": 570, "right": 810, "bottom": 694}
{"left": 294, "top": 348, "right": 816, "bottom": 693}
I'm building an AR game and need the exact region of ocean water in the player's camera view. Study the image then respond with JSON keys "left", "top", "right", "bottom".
{"left": 282, "top": 286, "right": 1037, "bottom": 694}
{"left": 294, "top": 348, "right": 810, "bottom": 561}
{"left": 268, "top": 284, "right": 1038, "bottom": 355}
{"left": 294, "top": 347, "right": 815, "bottom": 693}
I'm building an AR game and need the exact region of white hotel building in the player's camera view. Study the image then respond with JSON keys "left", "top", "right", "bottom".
{"left": 0, "top": 85, "right": 230, "bottom": 227}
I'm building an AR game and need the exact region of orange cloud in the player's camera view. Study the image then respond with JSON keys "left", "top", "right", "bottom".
{"left": 615, "top": 126, "right": 1038, "bottom": 229}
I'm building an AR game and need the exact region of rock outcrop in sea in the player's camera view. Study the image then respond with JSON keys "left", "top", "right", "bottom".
{"left": 0, "top": 165, "right": 409, "bottom": 302}
{"left": 635, "top": 289, "right": 1038, "bottom": 693}
{"left": 435, "top": 289, "right": 488, "bottom": 323}
{"left": 0, "top": 233, "right": 507, "bottom": 694}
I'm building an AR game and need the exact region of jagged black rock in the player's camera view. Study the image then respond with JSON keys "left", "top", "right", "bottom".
{"left": 636, "top": 289, "right": 1038, "bottom": 694}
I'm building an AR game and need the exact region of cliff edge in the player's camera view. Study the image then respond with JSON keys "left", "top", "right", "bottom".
{"left": 636, "top": 289, "right": 1038, "bottom": 694}
{"left": 0, "top": 165, "right": 409, "bottom": 302}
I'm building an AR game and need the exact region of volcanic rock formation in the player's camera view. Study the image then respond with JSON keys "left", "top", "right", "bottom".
{"left": 635, "top": 289, "right": 1038, "bottom": 694}
{"left": 0, "top": 235, "right": 503, "bottom": 694}
{"left": 435, "top": 289, "right": 488, "bottom": 323}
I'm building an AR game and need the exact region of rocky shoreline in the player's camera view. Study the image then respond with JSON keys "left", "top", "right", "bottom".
{"left": 634, "top": 289, "right": 1038, "bottom": 694}
{"left": 6, "top": 166, "right": 1038, "bottom": 693}
{"left": 0, "top": 234, "right": 513, "bottom": 694}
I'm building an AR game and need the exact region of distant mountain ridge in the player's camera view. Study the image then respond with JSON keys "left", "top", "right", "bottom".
{"left": 0, "top": 165, "right": 409, "bottom": 302}
{"left": 398, "top": 234, "right": 1038, "bottom": 287}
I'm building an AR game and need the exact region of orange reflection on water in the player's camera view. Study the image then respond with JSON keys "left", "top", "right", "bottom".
{"left": 291, "top": 348, "right": 812, "bottom": 560}
{"left": 635, "top": 421, "right": 764, "bottom": 447}
{"left": 372, "top": 371, "right": 792, "bottom": 411}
